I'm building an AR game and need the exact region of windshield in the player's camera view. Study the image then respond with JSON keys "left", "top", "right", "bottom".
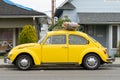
{"left": 38, "top": 34, "right": 47, "bottom": 43}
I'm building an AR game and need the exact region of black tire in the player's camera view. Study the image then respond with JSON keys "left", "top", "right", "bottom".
{"left": 16, "top": 55, "right": 33, "bottom": 70}
{"left": 83, "top": 54, "right": 100, "bottom": 70}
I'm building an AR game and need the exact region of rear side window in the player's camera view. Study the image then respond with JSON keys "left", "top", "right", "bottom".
{"left": 45, "top": 35, "right": 66, "bottom": 44}
{"left": 69, "top": 35, "right": 88, "bottom": 45}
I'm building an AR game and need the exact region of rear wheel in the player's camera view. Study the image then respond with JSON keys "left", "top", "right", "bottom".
{"left": 16, "top": 55, "right": 33, "bottom": 70}
{"left": 83, "top": 54, "right": 100, "bottom": 70}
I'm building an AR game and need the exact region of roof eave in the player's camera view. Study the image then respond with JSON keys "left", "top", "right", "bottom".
{"left": 80, "top": 22, "right": 120, "bottom": 24}
{"left": 0, "top": 15, "right": 47, "bottom": 18}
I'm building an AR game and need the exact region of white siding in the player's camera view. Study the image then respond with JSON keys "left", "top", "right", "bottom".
{"left": 62, "top": 0, "right": 120, "bottom": 22}
{"left": 62, "top": 9, "right": 78, "bottom": 22}
{"left": 71, "top": 0, "right": 120, "bottom": 12}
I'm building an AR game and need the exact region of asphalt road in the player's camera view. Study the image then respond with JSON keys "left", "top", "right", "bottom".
{"left": 0, "top": 67, "right": 120, "bottom": 80}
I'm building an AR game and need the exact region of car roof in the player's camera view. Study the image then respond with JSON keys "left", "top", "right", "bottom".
{"left": 47, "top": 30, "right": 88, "bottom": 36}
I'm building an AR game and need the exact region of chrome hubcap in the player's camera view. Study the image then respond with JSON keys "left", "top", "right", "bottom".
{"left": 20, "top": 58, "right": 29, "bottom": 67}
{"left": 86, "top": 56, "right": 98, "bottom": 68}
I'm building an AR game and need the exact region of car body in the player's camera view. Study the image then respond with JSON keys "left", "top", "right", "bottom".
{"left": 5, "top": 30, "right": 114, "bottom": 70}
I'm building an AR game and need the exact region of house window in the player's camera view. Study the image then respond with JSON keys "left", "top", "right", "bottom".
{"left": 87, "top": 25, "right": 96, "bottom": 36}
{"left": 0, "top": 29, "right": 13, "bottom": 50}
{"left": 0, "top": 29, "right": 13, "bottom": 41}
{"left": 112, "top": 26, "right": 118, "bottom": 48}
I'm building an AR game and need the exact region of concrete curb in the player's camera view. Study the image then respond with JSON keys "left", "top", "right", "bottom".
{"left": 103, "top": 64, "right": 120, "bottom": 67}
{"left": 0, "top": 64, "right": 15, "bottom": 68}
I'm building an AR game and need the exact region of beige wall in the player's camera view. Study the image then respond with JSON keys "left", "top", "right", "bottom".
{"left": 0, "top": 18, "right": 33, "bottom": 28}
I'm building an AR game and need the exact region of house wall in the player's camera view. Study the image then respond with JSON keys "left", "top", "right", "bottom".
{"left": 62, "top": 9, "right": 78, "bottom": 22}
{"left": 71, "top": 0, "right": 120, "bottom": 12}
{"left": 59, "top": 0, "right": 120, "bottom": 56}
{"left": 0, "top": 18, "right": 33, "bottom": 28}
{"left": 62, "top": 0, "right": 120, "bottom": 22}
{"left": 0, "top": 18, "right": 34, "bottom": 52}
{"left": 63, "top": 0, "right": 120, "bottom": 22}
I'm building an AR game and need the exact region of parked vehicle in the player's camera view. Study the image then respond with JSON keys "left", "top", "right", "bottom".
{"left": 5, "top": 30, "right": 114, "bottom": 70}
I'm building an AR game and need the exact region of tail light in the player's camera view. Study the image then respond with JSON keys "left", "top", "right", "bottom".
{"left": 103, "top": 49, "right": 107, "bottom": 54}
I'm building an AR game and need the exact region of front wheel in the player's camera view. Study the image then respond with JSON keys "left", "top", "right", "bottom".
{"left": 82, "top": 54, "right": 100, "bottom": 70}
{"left": 16, "top": 55, "right": 33, "bottom": 70}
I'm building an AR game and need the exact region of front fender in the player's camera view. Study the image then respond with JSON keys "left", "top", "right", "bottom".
{"left": 78, "top": 48, "right": 108, "bottom": 64}
{"left": 10, "top": 49, "right": 41, "bottom": 65}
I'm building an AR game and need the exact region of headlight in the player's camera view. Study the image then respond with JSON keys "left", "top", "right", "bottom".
{"left": 8, "top": 51, "right": 12, "bottom": 57}
{"left": 9, "top": 51, "right": 12, "bottom": 55}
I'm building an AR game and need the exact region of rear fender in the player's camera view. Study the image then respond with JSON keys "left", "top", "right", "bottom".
{"left": 78, "top": 48, "right": 108, "bottom": 64}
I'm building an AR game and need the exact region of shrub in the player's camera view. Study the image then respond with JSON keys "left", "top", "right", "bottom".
{"left": 48, "top": 16, "right": 71, "bottom": 31}
{"left": 117, "top": 41, "right": 120, "bottom": 57}
{"left": 18, "top": 25, "right": 38, "bottom": 44}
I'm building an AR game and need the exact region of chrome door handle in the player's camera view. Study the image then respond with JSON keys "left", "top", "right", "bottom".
{"left": 62, "top": 46, "right": 68, "bottom": 48}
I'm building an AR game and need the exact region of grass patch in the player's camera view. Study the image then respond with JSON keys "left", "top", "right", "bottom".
{"left": 0, "top": 56, "right": 4, "bottom": 59}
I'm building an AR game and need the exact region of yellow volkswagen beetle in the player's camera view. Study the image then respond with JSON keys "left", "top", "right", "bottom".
{"left": 5, "top": 30, "right": 114, "bottom": 70}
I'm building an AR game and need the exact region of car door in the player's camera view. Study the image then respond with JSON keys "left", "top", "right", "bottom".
{"left": 42, "top": 34, "right": 68, "bottom": 63}
{"left": 68, "top": 34, "right": 89, "bottom": 62}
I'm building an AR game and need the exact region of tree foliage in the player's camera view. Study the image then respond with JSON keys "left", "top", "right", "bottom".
{"left": 18, "top": 25, "right": 38, "bottom": 44}
{"left": 48, "top": 16, "right": 71, "bottom": 31}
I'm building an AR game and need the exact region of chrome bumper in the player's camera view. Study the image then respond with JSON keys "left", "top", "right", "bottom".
{"left": 106, "top": 57, "right": 115, "bottom": 63}
{"left": 4, "top": 57, "right": 12, "bottom": 64}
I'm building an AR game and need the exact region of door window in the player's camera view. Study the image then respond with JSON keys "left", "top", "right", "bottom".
{"left": 45, "top": 35, "right": 66, "bottom": 44}
{"left": 69, "top": 35, "right": 88, "bottom": 45}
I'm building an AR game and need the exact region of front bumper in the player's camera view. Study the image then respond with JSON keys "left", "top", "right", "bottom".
{"left": 4, "top": 57, "right": 12, "bottom": 64}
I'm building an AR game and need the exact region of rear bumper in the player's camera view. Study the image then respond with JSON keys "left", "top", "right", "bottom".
{"left": 106, "top": 57, "right": 115, "bottom": 63}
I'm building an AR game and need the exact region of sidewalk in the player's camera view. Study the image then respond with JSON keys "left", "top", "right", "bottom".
{"left": 0, "top": 58, "right": 120, "bottom": 68}
{"left": 112, "top": 58, "right": 120, "bottom": 64}
{"left": 0, "top": 59, "right": 15, "bottom": 68}
{"left": 104, "top": 57, "right": 120, "bottom": 67}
